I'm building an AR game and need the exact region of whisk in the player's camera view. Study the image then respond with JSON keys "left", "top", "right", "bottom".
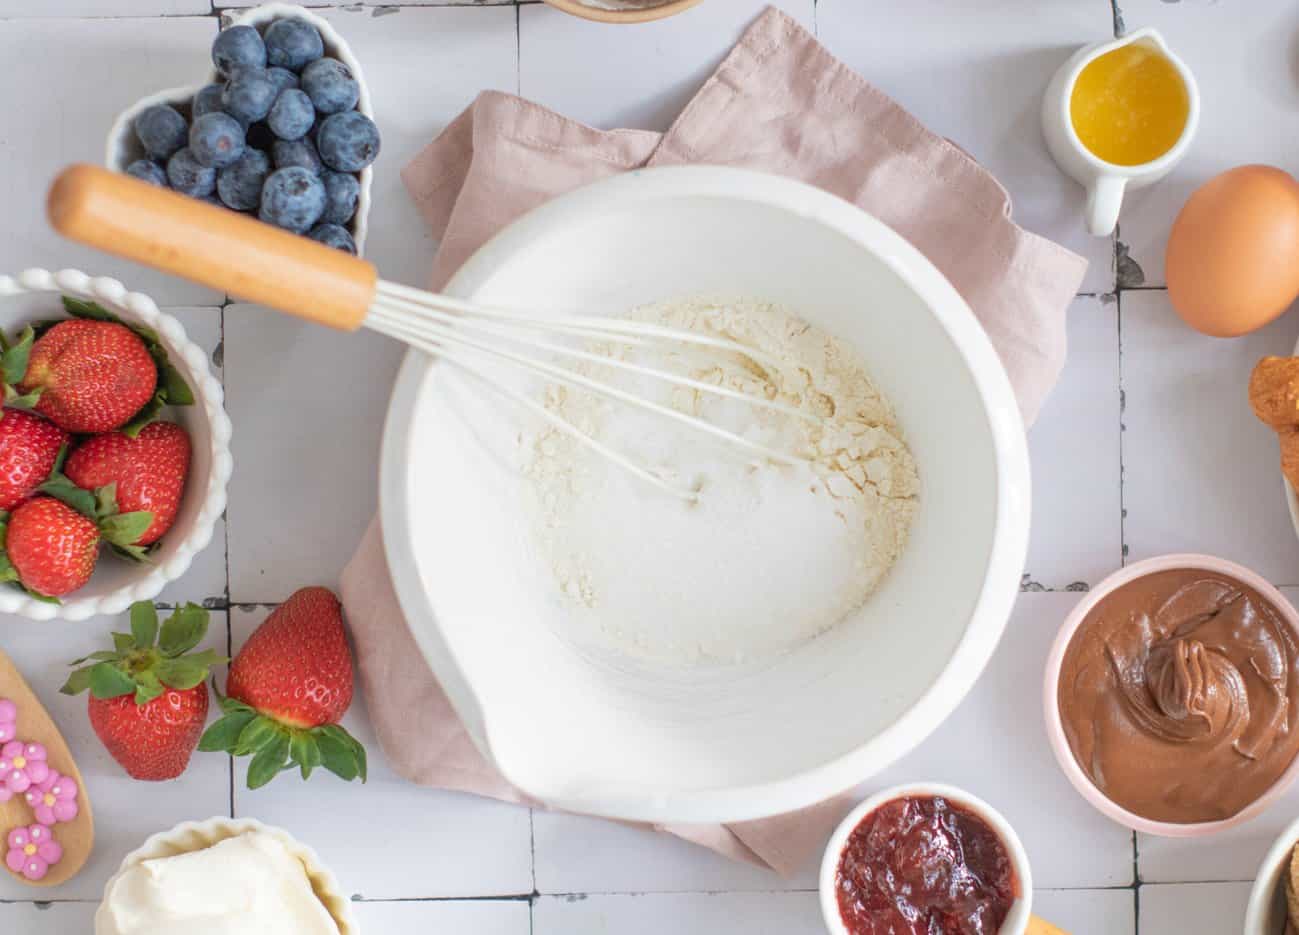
{"left": 48, "top": 165, "right": 816, "bottom": 500}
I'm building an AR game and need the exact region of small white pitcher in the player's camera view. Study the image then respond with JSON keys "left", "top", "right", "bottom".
{"left": 1042, "top": 27, "right": 1199, "bottom": 237}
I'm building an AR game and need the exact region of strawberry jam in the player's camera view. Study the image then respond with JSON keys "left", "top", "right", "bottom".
{"left": 834, "top": 795, "right": 1017, "bottom": 935}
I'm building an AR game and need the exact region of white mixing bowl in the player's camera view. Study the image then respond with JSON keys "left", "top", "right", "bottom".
{"left": 379, "top": 167, "right": 1030, "bottom": 823}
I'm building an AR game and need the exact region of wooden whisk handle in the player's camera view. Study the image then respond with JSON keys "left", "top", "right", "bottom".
{"left": 47, "top": 164, "right": 376, "bottom": 331}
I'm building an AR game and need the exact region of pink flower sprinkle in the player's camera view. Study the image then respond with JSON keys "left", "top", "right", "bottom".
{"left": 5, "top": 824, "right": 61, "bottom": 882}
{"left": 24, "top": 770, "right": 78, "bottom": 826}
{"left": 0, "top": 740, "right": 48, "bottom": 796}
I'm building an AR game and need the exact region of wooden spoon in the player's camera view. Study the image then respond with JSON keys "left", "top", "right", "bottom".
{"left": 0, "top": 649, "right": 93, "bottom": 887}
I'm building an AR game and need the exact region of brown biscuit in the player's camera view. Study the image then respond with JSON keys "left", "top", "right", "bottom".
{"left": 1250, "top": 356, "right": 1299, "bottom": 429}
{"left": 1288, "top": 843, "right": 1299, "bottom": 929}
{"left": 1281, "top": 428, "right": 1299, "bottom": 493}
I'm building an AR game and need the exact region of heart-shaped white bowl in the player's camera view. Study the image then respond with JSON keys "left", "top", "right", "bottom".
{"left": 104, "top": 3, "right": 372, "bottom": 256}
{"left": 0, "top": 268, "right": 231, "bottom": 621}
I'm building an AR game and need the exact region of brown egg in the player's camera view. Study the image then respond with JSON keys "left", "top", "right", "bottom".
{"left": 1165, "top": 165, "right": 1299, "bottom": 337}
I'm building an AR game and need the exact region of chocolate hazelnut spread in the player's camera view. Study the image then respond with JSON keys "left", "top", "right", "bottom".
{"left": 1058, "top": 568, "right": 1299, "bottom": 823}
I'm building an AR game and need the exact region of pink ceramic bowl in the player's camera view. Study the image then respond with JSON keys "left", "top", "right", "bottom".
{"left": 1043, "top": 553, "right": 1299, "bottom": 837}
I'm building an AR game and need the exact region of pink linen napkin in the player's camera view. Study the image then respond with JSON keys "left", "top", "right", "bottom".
{"left": 340, "top": 7, "right": 1087, "bottom": 876}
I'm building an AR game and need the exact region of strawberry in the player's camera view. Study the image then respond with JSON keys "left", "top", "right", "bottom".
{"left": 0, "top": 496, "right": 99, "bottom": 597}
{"left": 0, "top": 298, "right": 195, "bottom": 437}
{"left": 0, "top": 410, "right": 67, "bottom": 511}
{"left": 64, "top": 421, "right": 190, "bottom": 546}
{"left": 61, "top": 602, "right": 224, "bottom": 781}
{"left": 201, "top": 587, "right": 365, "bottom": 789}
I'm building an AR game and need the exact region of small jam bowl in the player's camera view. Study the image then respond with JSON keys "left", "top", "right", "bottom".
{"left": 1043, "top": 553, "right": 1299, "bottom": 837}
{"left": 96, "top": 817, "right": 356, "bottom": 935}
{"left": 819, "top": 782, "right": 1038, "bottom": 935}
{"left": 0, "top": 268, "right": 231, "bottom": 621}
{"left": 541, "top": 0, "right": 703, "bottom": 24}
{"left": 1244, "top": 812, "right": 1299, "bottom": 934}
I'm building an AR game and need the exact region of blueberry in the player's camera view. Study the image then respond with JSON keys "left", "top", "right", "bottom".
{"left": 192, "top": 83, "right": 225, "bottom": 121}
{"left": 259, "top": 167, "right": 326, "bottom": 233}
{"left": 316, "top": 112, "right": 380, "bottom": 172}
{"left": 125, "top": 159, "right": 167, "bottom": 188}
{"left": 188, "top": 112, "right": 245, "bottom": 169}
{"left": 300, "top": 58, "right": 359, "bottom": 116}
{"left": 134, "top": 104, "right": 188, "bottom": 161}
{"left": 246, "top": 121, "right": 276, "bottom": 151}
{"left": 264, "top": 19, "right": 324, "bottom": 72}
{"left": 217, "top": 147, "right": 271, "bottom": 211}
{"left": 212, "top": 24, "right": 266, "bottom": 76}
{"left": 307, "top": 223, "right": 356, "bottom": 254}
{"left": 272, "top": 137, "right": 323, "bottom": 175}
{"left": 267, "top": 88, "right": 315, "bottom": 141}
{"left": 222, "top": 68, "right": 278, "bottom": 125}
{"left": 198, "top": 194, "right": 224, "bottom": 207}
{"left": 266, "top": 66, "right": 300, "bottom": 95}
{"left": 166, "top": 148, "right": 216, "bottom": 197}
{"left": 320, "top": 170, "right": 359, "bottom": 225}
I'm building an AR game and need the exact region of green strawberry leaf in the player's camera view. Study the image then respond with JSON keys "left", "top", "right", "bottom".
{"left": 159, "top": 604, "right": 208, "bottom": 657}
{"left": 3, "top": 385, "right": 41, "bottom": 410}
{"left": 109, "top": 542, "right": 153, "bottom": 564}
{"left": 233, "top": 715, "right": 281, "bottom": 757}
{"left": 68, "top": 650, "right": 121, "bottom": 666}
{"left": 50, "top": 442, "right": 68, "bottom": 477}
{"left": 155, "top": 657, "right": 208, "bottom": 691}
{"left": 99, "top": 510, "right": 153, "bottom": 547}
{"left": 247, "top": 732, "right": 291, "bottom": 790}
{"left": 111, "top": 631, "right": 135, "bottom": 653}
{"left": 20, "top": 584, "right": 60, "bottom": 604}
{"left": 133, "top": 669, "right": 164, "bottom": 705}
{"left": 0, "top": 554, "right": 18, "bottom": 586}
{"left": 61, "top": 297, "right": 121, "bottom": 323}
{"left": 289, "top": 732, "right": 322, "bottom": 781}
{"left": 159, "top": 361, "right": 194, "bottom": 406}
{"left": 130, "top": 601, "right": 158, "bottom": 648}
{"left": 316, "top": 724, "right": 366, "bottom": 783}
{"left": 60, "top": 665, "right": 95, "bottom": 696}
{"left": 0, "top": 326, "right": 33, "bottom": 387}
{"left": 198, "top": 709, "right": 257, "bottom": 752}
{"left": 38, "top": 474, "right": 97, "bottom": 520}
{"left": 121, "top": 396, "right": 165, "bottom": 439}
{"left": 218, "top": 694, "right": 255, "bottom": 717}
{"left": 95, "top": 483, "right": 119, "bottom": 519}
{"left": 88, "top": 661, "right": 135, "bottom": 699}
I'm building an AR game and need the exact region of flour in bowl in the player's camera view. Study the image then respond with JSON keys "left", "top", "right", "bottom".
{"left": 523, "top": 297, "right": 919, "bottom": 665}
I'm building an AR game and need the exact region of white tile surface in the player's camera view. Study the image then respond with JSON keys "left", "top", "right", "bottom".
{"left": 0, "top": 0, "right": 207, "bottom": 15}
{"left": 861, "top": 591, "right": 1135, "bottom": 889}
{"left": 1036, "top": 888, "right": 1137, "bottom": 935}
{"left": 228, "top": 606, "right": 534, "bottom": 899}
{"left": 1121, "top": 289, "right": 1299, "bottom": 583}
{"left": 0, "top": 610, "right": 231, "bottom": 901}
{"left": 1024, "top": 295, "right": 1121, "bottom": 589}
{"left": 352, "top": 898, "right": 531, "bottom": 934}
{"left": 0, "top": 902, "right": 98, "bottom": 931}
{"left": 534, "top": 811, "right": 816, "bottom": 894}
{"left": 520, "top": 0, "right": 814, "bottom": 133}
{"left": 223, "top": 304, "right": 404, "bottom": 600}
{"left": 817, "top": 0, "right": 1117, "bottom": 295}
{"left": 0, "top": 16, "right": 221, "bottom": 304}
{"left": 534, "top": 892, "right": 824, "bottom": 935}
{"left": 1115, "top": 0, "right": 1299, "bottom": 289}
{"left": 1139, "top": 881, "right": 1253, "bottom": 935}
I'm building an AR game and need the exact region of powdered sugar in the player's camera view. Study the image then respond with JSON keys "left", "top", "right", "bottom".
{"left": 523, "top": 297, "right": 919, "bottom": 665}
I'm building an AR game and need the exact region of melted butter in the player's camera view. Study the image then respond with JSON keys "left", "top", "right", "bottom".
{"left": 1070, "top": 42, "right": 1189, "bottom": 166}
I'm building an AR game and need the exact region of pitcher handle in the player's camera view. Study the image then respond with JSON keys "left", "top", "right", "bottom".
{"left": 1085, "top": 175, "right": 1127, "bottom": 237}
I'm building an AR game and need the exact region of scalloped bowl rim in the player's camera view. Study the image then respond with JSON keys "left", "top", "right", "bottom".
{"left": 0, "top": 268, "right": 231, "bottom": 621}
{"left": 103, "top": 2, "right": 373, "bottom": 256}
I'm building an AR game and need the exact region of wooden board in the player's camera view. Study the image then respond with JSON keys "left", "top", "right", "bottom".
{"left": 0, "top": 650, "right": 93, "bottom": 887}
